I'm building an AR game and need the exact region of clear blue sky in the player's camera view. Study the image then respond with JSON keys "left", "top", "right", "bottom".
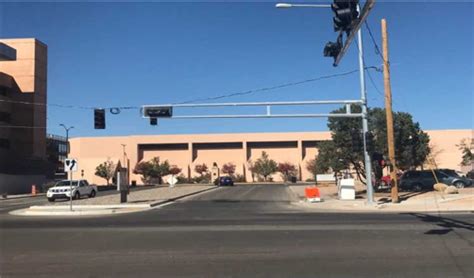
{"left": 1, "top": 1, "right": 472, "bottom": 137}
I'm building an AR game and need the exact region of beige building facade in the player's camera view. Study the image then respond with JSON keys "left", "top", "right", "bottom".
{"left": 69, "top": 129, "right": 473, "bottom": 186}
{"left": 0, "top": 39, "right": 48, "bottom": 194}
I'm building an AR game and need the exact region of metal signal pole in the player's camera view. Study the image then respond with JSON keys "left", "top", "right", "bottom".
{"left": 59, "top": 124, "right": 74, "bottom": 159}
{"left": 381, "top": 18, "right": 399, "bottom": 203}
{"left": 356, "top": 18, "right": 374, "bottom": 204}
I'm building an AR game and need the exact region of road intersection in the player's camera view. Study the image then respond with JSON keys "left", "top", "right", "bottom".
{"left": 1, "top": 184, "right": 473, "bottom": 277}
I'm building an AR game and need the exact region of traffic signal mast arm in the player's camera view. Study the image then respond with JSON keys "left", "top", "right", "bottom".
{"left": 142, "top": 100, "right": 364, "bottom": 121}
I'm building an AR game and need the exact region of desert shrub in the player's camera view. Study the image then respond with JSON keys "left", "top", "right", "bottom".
{"left": 192, "top": 173, "right": 211, "bottom": 184}
{"left": 234, "top": 174, "right": 246, "bottom": 182}
{"left": 176, "top": 174, "right": 189, "bottom": 184}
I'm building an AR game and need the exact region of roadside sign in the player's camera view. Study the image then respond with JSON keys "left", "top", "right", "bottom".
{"left": 64, "top": 158, "right": 78, "bottom": 172}
{"left": 168, "top": 175, "right": 177, "bottom": 186}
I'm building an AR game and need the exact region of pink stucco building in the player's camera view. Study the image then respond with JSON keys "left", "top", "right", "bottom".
{"left": 0, "top": 39, "right": 48, "bottom": 194}
{"left": 69, "top": 129, "right": 473, "bottom": 185}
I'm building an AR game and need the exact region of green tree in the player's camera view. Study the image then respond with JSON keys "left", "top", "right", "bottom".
{"left": 320, "top": 105, "right": 430, "bottom": 184}
{"left": 277, "top": 162, "right": 297, "bottom": 182}
{"left": 222, "top": 163, "right": 236, "bottom": 177}
{"left": 251, "top": 151, "right": 278, "bottom": 181}
{"left": 194, "top": 163, "right": 208, "bottom": 176}
{"left": 133, "top": 161, "right": 154, "bottom": 184}
{"left": 306, "top": 142, "right": 347, "bottom": 184}
{"left": 305, "top": 158, "right": 319, "bottom": 182}
{"left": 169, "top": 166, "right": 182, "bottom": 176}
{"left": 457, "top": 138, "right": 474, "bottom": 166}
{"left": 133, "top": 157, "right": 171, "bottom": 185}
{"left": 94, "top": 159, "right": 115, "bottom": 185}
{"left": 315, "top": 141, "right": 348, "bottom": 180}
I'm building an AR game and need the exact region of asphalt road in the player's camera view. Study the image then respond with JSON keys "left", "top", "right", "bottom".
{"left": 1, "top": 184, "right": 473, "bottom": 277}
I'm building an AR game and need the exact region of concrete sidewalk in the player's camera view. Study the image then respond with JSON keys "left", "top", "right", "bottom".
{"left": 10, "top": 184, "right": 218, "bottom": 216}
{"left": 289, "top": 184, "right": 474, "bottom": 213}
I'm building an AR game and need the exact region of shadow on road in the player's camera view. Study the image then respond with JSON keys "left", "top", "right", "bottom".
{"left": 405, "top": 212, "right": 474, "bottom": 237}
{"left": 377, "top": 191, "right": 428, "bottom": 204}
{"left": 212, "top": 199, "right": 241, "bottom": 203}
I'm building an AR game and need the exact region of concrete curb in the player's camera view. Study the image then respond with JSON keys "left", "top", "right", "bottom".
{"left": 293, "top": 200, "right": 474, "bottom": 214}
{"left": 9, "top": 207, "right": 145, "bottom": 216}
{"left": 29, "top": 204, "right": 152, "bottom": 210}
{"left": 1, "top": 193, "right": 46, "bottom": 201}
{"left": 10, "top": 186, "right": 220, "bottom": 217}
{"left": 437, "top": 195, "right": 474, "bottom": 203}
{"left": 293, "top": 206, "right": 474, "bottom": 215}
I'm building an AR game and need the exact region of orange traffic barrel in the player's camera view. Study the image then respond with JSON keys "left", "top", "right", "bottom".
{"left": 31, "top": 184, "right": 36, "bottom": 196}
{"left": 305, "top": 186, "right": 320, "bottom": 198}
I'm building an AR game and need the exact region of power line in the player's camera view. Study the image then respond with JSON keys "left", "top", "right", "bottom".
{"left": 177, "top": 69, "right": 361, "bottom": 104}
{"left": 0, "top": 98, "right": 93, "bottom": 110}
{"left": 365, "top": 67, "right": 384, "bottom": 97}
{"left": 0, "top": 68, "right": 382, "bottom": 130}
{"left": 0, "top": 65, "right": 385, "bottom": 118}
{"left": 0, "top": 125, "right": 47, "bottom": 129}
{"left": 358, "top": 29, "right": 406, "bottom": 108}
{"left": 364, "top": 21, "right": 387, "bottom": 65}
{"left": 0, "top": 69, "right": 364, "bottom": 109}
{"left": 353, "top": 33, "right": 384, "bottom": 101}
{"left": 0, "top": 98, "right": 140, "bottom": 112}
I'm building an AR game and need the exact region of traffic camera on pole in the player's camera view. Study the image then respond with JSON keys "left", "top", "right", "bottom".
{"left": 94, "top": 109, "right": 106, "bottom": 129}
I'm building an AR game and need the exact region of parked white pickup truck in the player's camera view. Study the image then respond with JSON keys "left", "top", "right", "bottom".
{"left": 47, "top": 179, "right": 97, "bottom": 202}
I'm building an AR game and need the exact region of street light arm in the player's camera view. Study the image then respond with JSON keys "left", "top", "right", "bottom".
{"left": 59, "top": 124, "right": 74, "bottom": 131}
{"left": 59, "top": 123, "right": 73, "bottom": 158}
{"left": 276, "top": 3, "right": 331, "bottom": 8}
{"left": 276, "top": 3, "right": 292, "bottom": 8}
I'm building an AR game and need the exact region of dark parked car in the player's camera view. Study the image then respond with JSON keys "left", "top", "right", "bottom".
{"left": 399, "top": 169, "right": 472, "bottom": 191}
{"left": 218, "top": 176, "right": 234, "bottom": 186}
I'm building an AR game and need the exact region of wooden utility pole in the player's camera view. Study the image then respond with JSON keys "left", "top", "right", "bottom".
{"left": 381, "top": 19, "right": 399, "bottom": 203}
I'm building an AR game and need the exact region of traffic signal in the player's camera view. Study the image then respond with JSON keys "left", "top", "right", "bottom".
{"left": 372, "top": 152, "right": 384, "bottom": 166}
{"left": 94, "top": 109, "right": 106, "bottom": 129}
{"left": 331, "top": 0, "right": 359, "bottom": 33}
{"left": 364, "top": 131, "right": 374, "bottom": 149}
{"left": 150, "top": 117, "right": 157, "bottom": 126}
{"left": 143, "top": 106, "right": 173, "bottom": 118}
{"left": 324, "top": 32, "right": 343, "bottom": 64}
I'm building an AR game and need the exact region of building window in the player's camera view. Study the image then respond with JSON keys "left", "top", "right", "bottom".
{"left": 58, "top": 143, "right": 67, "bottom": 154}
{"left": 0, "top": 111, "right": 11, "bottom": 123}
{"left": 0, "top": 138, "right": 10, "bottom": 149}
